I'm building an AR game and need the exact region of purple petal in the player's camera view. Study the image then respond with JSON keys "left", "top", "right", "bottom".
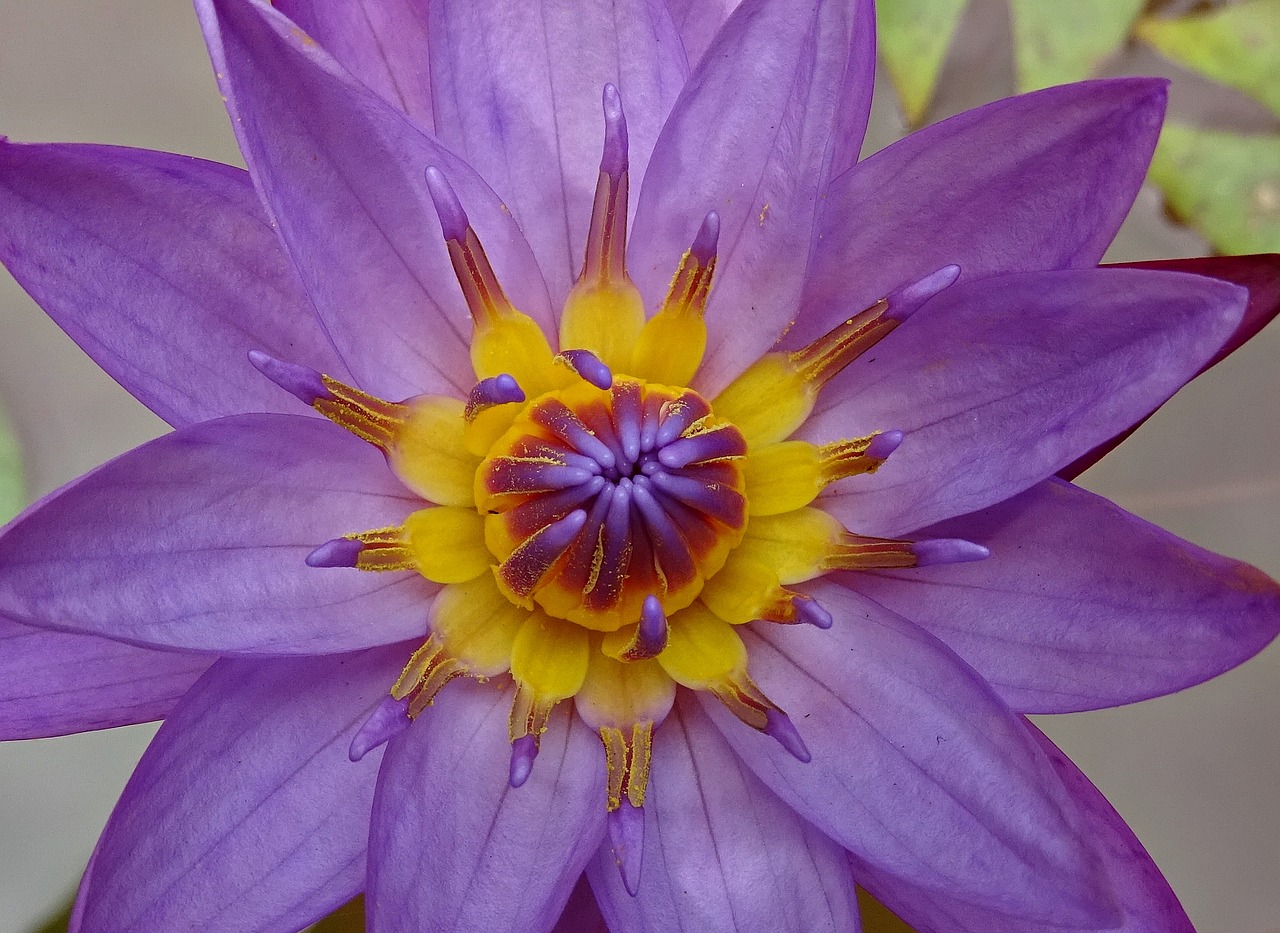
{"left": 1062, "top": 253, "right": 1280, "bottom": 479}
{"left": 551, "top": 875, "right": 610, "bottom": 933}
{"left": 703, "top": 590, "right": 1118, "bottom": 927}
{"left": 427, "top": 0, "right": 689, "bottom": 303}
{"left": 849, "top": 478, "right": 1280, "bottom": 713}
{"left": 802, "top": 267, "right": 1246, "bottom": 536}
{"left": 77, "top": 647, "right": 403, "bottom": 932}
{"left": 367, "top": 679, "right": 606, "bottom": 933}
{"left": 665, "top": 0, "right": 742, "bottom": 68}
{"left": 0, "top": 414, "right": 434, "bottom": 655}
{"left": 0, "top": 613, "right": 209, "bottom": 739}
{"left": 630, "top": 0, "right": 876, "bottom": 396}
{"left": 793, "top": 78, "right": 1168, "bottom": 350}
{"left": 0, "top": 141, "right": 346, "bottom": 427}
{"left": 856, "top": 719, "right": 1192, "bottom": 932}
{"left": 274, "top": 0, "right": 434, "bottom": 129}
{"left": 588, "top": 695, "right": 860, "bottom": 932}
{"left": 197, "top": 0, "right": 553, "bottom": 400}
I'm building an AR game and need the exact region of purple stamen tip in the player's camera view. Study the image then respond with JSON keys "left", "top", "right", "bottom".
{"left": 636, "top": 595, "right": 669, "bottom": 656}
{"left": 349, "top": 695, "right": 411, "bottom": 762}
{"left": 509, "top": 734, "right": 539, "bottom": 788}
{"left": 558, "top": 349, "right": 613, "bottom": 389}
{"left": 306, "top": 537, "right": 363, "bottom": 568}
{"left": 864, "top": 429, "right": 905, "bottom": 462}
{"left": 247, "top": 350, "right": 331, "bottom": 405}
{"left": 600, "top": 83, "right": 629, "bottom": 178}
{"left": 607, "top": 799, "right": 645, "bottom": 897}
{"left": 764, "top": 708, "right": 812, "bottom": 763}
{"left": 885, "top": 263, "right": 961, "bottom": 323}
{"left": 911, "top": 538, "right": 990, "bottom": 568}
{"left": 792, "top": 595, "right": 833, "bottom": 630}
{"left": 691, "top": 210, "right": 720, "bottom": 263}
{"left": 470, "top": 373, "right": 525, "bottom": 409}
{"left": 424, "top": 165, "right": 469, "bottom": 242}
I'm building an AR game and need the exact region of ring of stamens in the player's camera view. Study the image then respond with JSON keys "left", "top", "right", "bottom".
{"left": 479, "top": 379, "right": 747, "bottom": 632}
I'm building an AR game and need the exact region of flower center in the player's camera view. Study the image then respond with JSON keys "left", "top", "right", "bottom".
{"left": 478, "top": 377, "right": 747, "bottom": 632}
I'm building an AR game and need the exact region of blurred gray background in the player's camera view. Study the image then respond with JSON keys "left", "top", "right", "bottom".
{"left": 0, "top": 1, "right": 1277, "bottom": 930}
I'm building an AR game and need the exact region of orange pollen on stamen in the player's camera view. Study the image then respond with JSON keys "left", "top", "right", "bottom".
{"left": 601, "top": 722, "right": 653, "bottom": 811}
{"left": 788, "top": 298, "right": 897, "bottom": 386}
{"left": 445, "top": 228, "right": 514, "bottom": 326}
{"left": 820, "top": 535, "right": 920, "bottom": 571}
{"left": 313, "top": 376, "right": 408, "bottom": 452}
{"left": 392, "top": 635, "right": 467, "bottom": 718}
{"left": 818, "top": 434, "right": 895, "bottom": 483}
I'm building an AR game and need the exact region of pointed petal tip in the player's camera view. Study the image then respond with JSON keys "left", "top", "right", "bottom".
{"left": 423, "top": 165, "right": 469, "bottom": 242}
{"left": 911, "top": 538, "right": 990, "bottom": 568}
{"left": 764, "top": 708, "right": 812, "bottom": 763}
{"left": 793, "top": 595, "right": 833, "bottom": 630}
{"left": 600, "top": 83, "right": 628, "bottom": 178}
{"left": 885, "top": 264, "right": 961, "bottom": 323}
{"left": 864, "top": 429, "right": 905, "bottom": 461}
{"left": 305, "top": 537, "right": 363, "bottom": 568}
{"left": 247, "top": 350, "right": 331, "bottom": 405}
{"left": 509, "top": 734, "right": 539, "bottom": 788}
{"left": 349, "top": 695, "right": 411, "bottom": 762}
{"left": 607, "top": 800, "right": 645, "bottom": 896}
{"left": 691, "top": 211, "right": 720, "bottom": 263}
{"left": 557, "top": 349, "right": 613, "bottom": 389}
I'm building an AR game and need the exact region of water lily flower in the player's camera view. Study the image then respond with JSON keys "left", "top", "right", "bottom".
{"left": 1, "top": 0, "right": 1278, "bottom": 931}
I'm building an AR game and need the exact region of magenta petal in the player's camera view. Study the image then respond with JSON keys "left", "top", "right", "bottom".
{"left": 665, "top": 0, "right": 742, "bottom": 68}
{"left": 704, "top": 592, "right": 1117, "bottom": 927}
{"left": 1062, "top": 253, "right": 1280, "bottom": 479}
{"left": 0, "top": 613, "right": 209, "bottom": 739}
{"left": 275, "top": 0, "right": 434, "bottom": 129}
{"left": 856, "top": 719, "right": 1193, "bottom": 933}
{"left": 803, "top": 267, "right": 1246, "bottom": 536}
{"left": 197, "top": 0, "right": 553, "bottom": 400}
{"left": 367, "top": 679, "right": 606, "bottom": 933}
{"left": 0, "top": 141, "right": 347, "bottom": 427}
{"left": 77, "top": 647, "right": 402, "bottom": 932}
{"left": 629, "top": 0, "right": 876, "bottom": 396}
{"left": 587, "top": 695, "right": 860, "bottom": 933}
{"left": 794, "top": 78, "right": 1167, "bottom": 348}
{"left": 849, "top": 479, "right": 1280, "bottom": 713}
{"left": 427, "top": 0, "right": 689, "bottom": 302}
{"left": 0, "top": 414, "right": 433, "bottom": 655}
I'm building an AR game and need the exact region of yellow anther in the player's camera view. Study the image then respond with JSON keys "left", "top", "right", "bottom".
{"left": 392, "top": 634, "right": 467, "bottom": 718}
{"left": 632, "top": 216, "right": 718, "bottom": 386}
{"left": 600, "top": 722, "right": 654, "bottom": 811}
{"left": 340, "top": 508, "right": 489, "bottom": 583}
{"left": 741, "top": 431, "right": 898, "bottom": 516}
{"left": 312, "top": 375, "right": 410, "bottom": 452}
{"left": 509, "top": 614, "right": 591, "bottom": 742}
{"left": 390, "top": 395, "right": 479, "bottom": 506}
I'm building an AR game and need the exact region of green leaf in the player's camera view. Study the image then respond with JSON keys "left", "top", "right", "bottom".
{"left": 1010, "top": 0, "right": 1145, "bottom": 91}
{"left": 875, "top": 0, "right": 969, "bottom": 126}
{"left": 1148, "top": 122, "right": 1280, "bottom": 254}
{"left": 1137, "top": 0, "right": 1280, "bottom": 118}
{"left": 0, "top": 398, "right": 25, "bottom": 525}
{"left": 856, "top": 886, "right": 920, "bottom": 933}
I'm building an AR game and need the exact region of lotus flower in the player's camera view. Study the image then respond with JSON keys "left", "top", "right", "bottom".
{"left": 1, "top": 1, "right": 1277, "bottom": 931}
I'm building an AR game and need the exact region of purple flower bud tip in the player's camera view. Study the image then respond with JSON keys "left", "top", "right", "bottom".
{"left": 600, "top": 83, "right": 628, "bottom": 178}
{"left": 305, "top": 537, "right": 363, "bottom": 568}
{"left": 349, "top": 695, "right": 410, "bottom": 762}
{"left": 885, "top": 263, "right": 961, "bottom": 323}
{"left": 558, "top": 349, "right": 613, "bottom": 389}
{"left": 793, "top": 596, "right": 833, "bottom": 630}
{"left": 607, "top": 800, "right": 645, "bottom": 897}
{"left": 864, "top": 429, "right": 905, "bottom": 461}
{"left": 764, "top": 708, "right": 812, "bottom": 763}
{"left": 911, "top": 538, "right": 990, "bottom": 567}
{"left": 470, "top": 373, "right": 525, "bottom": 409}
{"left": 247, "top": 349, "right": 331, "bottom": 405}
{"left": 508, "top": 735, "right": 539, "bottom": 788}
{"left": 423, "top": 165, "right": 469, "bottom": 242}
{"left": 691, "top": 211, "right": 720, "bottom": 263}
